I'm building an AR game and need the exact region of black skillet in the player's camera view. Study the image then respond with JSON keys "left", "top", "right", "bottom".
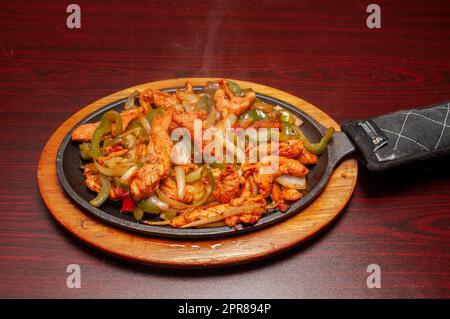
{"left": 56, "top": 87, "right": 356, "bottom": 239}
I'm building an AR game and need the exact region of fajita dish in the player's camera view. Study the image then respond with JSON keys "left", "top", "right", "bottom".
{"left": 71, "top": 80, "right": 335, "bottom": 229}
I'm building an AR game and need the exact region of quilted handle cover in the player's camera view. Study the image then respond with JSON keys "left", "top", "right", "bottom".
{"left": 341, "top": 101, "right": 450, "bottom": 172}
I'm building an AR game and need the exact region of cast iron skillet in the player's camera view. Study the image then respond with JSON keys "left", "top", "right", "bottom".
{"left": 56, "top": 87, "right": 356, "bottom": 239}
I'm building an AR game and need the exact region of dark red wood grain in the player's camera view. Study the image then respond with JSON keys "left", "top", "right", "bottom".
{"left": 0, "top": 0, "right": 449, "bottom": 298}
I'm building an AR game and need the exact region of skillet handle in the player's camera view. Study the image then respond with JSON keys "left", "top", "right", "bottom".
{"left": 328, "top": 131, "right": 356, "bottom": 169}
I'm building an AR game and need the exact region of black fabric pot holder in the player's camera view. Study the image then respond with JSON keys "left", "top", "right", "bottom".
{"left": 342, "top": 101, "right": 450, "bottom": 172}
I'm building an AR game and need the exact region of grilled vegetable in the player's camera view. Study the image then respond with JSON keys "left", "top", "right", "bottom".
{"left": 89, "top": 110, "right": 123, "bottom": 158}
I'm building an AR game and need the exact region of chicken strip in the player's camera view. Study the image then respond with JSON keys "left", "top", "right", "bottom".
{"left": 130, "top": 109, "right": 173, "bottom": 201}
{"left": 171, "top": 195, "right": 266, "bottom": 228}
{"left": 212, "top": 165, "right": 241, "bottom": 203}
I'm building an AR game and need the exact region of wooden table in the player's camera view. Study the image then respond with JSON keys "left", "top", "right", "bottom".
{"left": 0, "top": 0, "right": 449, "bottom": 298}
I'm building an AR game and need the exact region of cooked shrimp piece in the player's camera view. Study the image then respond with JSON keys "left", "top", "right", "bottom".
{"left": 139, "top": 88, "right": 180, "bottom": 111}
{"left": 212, "top": 165, "right": 241, "bottom": 203}
{"left": 240, "top": 177, "right": 252, "bottom": 198}
{"left": 279, "top": 140, "right": 305, "bottom": 158}
{"left": 138, "top": 89, "right": 153, "bottom": 114}
{"left": 130, "top": 109, "right": 173, "bottom": 201}
{"left": 224, "top": 215, "right": 241, "bottom": 227}
{"left": 218, "top": 79, "right": 235, "bottom": 98}
{"left": 185, "top": 81, "right": 193, "bottom": 93}
{"left": 270, "top": 183, "right": 288, "bottom": 212}
{"left": 71, "top": 108, "right": 143, "bottom": 142}
{"left": 239, "top": 211, "right": 263, "bottom": 224}
{"left": 172, "top": 108, "right": 208, "bottom": 136}
{"left": 297, "top": 149, "right": 318, "bottom": 165}
{"left": 254, "top": 155, "right": 308, "bottom": 197}
{"left": 281, "top": 187, "right": 303, "bottom": 201}
{"left": 250, "top": 119, "right": 281, "bottom": 129}
{"left": 252, "top": 139, "right": 305, "bottom": 159}
{"left": 214, "top": 88, "right": 256, "bottom": 117}
{"left": 225, "top": 211, "right": 264, "bottom": 227}
{"left": 171, "top": 195, "right": 266, "bottom": 228}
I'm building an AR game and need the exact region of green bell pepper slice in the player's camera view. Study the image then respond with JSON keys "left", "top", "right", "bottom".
{"left": 89, "top": 174, "right": 111, "bottom": 207}
{"left": 89, "top": 110, "right": 123, "bottom": 158}
{"left": 137, "top": 199, "right": 161, "bottom": 214}
{"left": 293, "top": 126, "right": 335, "bottom": 155}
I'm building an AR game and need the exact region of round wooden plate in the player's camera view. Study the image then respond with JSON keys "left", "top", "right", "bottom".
{"left": 38, "top": 78, "right": 358, "bottom": 268}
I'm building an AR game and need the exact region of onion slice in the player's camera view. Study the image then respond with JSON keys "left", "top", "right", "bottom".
{"left": 138, "top": 116, "right": 151, "bottom": 135}
{"left": 140, "top": 220, "right": 171, "bottom": 226}
{"left": 157, "top": 190, "right": 189, "bottom": 209}
{"left": 148, "top": 195, "right": 169, "bottom": 211}
{"left": 157, "top": 166, "right": 216, "bottom": 209}
{"left": 94, "top": 159, "right": 134, "bottom": 177}
{"left": 185, "top": 166, "right": 203, "bottom": 183}
{"left": 124, "top": 90, "right": 140, "bottom": 110}
{"left": 174, "top": 166, "right": 186, "bottom": 200}
{"left": 120, "top": 165, "right": 138, "bottom": 183}
{"left": 176, "top": 90, "right": 200, "bottom": 104}
{"left": 249, "top": 175, "right": 258, "bottom": 195}
{"left": 275, "top": 175, "right": 306, "bottom": 190}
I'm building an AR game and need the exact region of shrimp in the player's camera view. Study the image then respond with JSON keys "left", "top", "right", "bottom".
{"left": 139, "top": 88, "right": 180, "bottom": 111}
{"left": 71, "top": 108, "right": 143, "bottom": 142}
{"left": 270, "top": 183, "right": 288, "bottom": 212}
{"left": 172, "top": 108, "right": 208, "bottom": 137}
{"left": 281, "top": 187, "right": 303, "bottom": 201}
{"left": 213, "top": 87, "right": 256, "bottom": 117}
{"left": 212, "top": 165, "right": 241, "bottom": 203}
{"left": 171, "top": 195, "right": 266, "bottom": 228}
{"left": 253, "top": 155, "right": 308, "bottom": 197}
{"left": 297, "top": 148, "right": 318, "bottom": 165}
{"left": 250, "top": 119, "right": 281, "bottom": 129}
{"left": 130, "top": 109, "right": 173, "bottom": 201}
{"left": 268, "top": 184, "right": 302, "bottom": 211}
{"left": 251, "top": 139, "right": 305, "bottom": 159}
{"left": 185, "top": 81, "right": 193, "bottom": 93}
{"left": 240, "top": 176, "right": 252, "bottom": 198}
